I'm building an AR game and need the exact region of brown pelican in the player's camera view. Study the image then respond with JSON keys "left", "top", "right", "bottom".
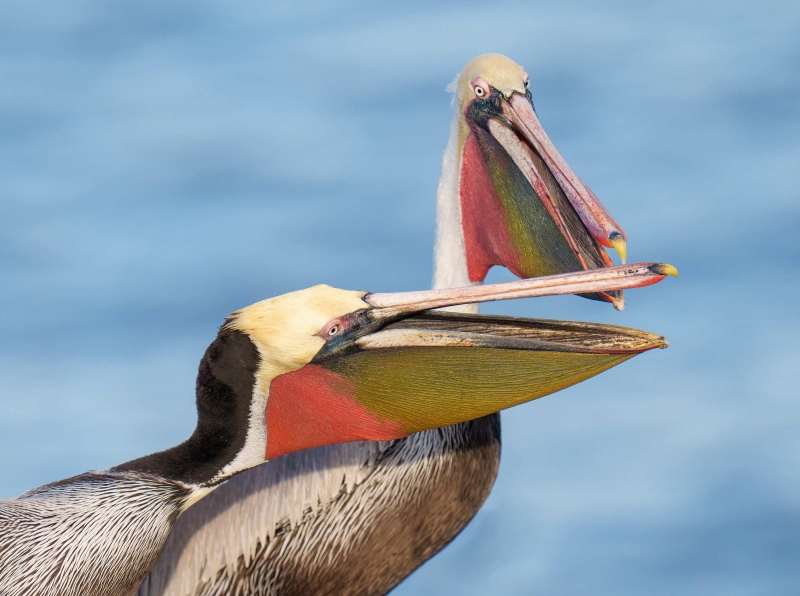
{"left": 0, "top": 265, "right": 674, "bottom": 596}
{"left": 140, "top": 55, "right": 652, "bottom": 595}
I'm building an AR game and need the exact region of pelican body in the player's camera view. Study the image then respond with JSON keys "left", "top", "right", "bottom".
{"left": 139, "top": 55, "right": 649, "bottom": 596}
{"left": 0, "top": 267, "right": 674, "bottom": 595}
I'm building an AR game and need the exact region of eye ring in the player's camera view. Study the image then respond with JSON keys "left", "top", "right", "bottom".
{"left": 474, "top": 86, "right": 485, "bottom": 97}
{"left": 327, "top": 325, "right": 340, "bottom": 336}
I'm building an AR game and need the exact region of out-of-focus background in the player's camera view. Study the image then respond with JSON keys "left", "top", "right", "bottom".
{"left": 1, "top": 1, "right": 798, "bottom": 594}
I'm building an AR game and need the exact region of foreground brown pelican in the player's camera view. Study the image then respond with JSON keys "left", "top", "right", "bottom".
{"left": 0, "top": 265, "right": 674, "bottom": 595}
{"left": 140, "top": 55, "right": 650, "bottom": 595}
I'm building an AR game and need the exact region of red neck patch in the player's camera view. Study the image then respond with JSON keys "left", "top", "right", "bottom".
{"left": 459, "top": 131, "right": 518, "bottom": 282}
{"left": 265, "top": 365, "right": 407, "bottom": 459}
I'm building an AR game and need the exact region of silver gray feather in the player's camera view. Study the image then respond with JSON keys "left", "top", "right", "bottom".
{"left": 0, "top": 471, "right": 194, "bottom": 596}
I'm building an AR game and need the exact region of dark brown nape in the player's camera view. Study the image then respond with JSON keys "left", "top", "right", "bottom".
{"left": 112, "top": 328, "right": 260, "bottom": 486}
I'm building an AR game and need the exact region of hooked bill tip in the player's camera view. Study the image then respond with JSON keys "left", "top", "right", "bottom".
{"left": 609, "top": 232, "right": 627, "bottom": 264}
{"left": 649, "top": 263, "right": 679, "bottom": 278}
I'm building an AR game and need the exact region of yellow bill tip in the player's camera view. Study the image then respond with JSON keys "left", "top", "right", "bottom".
{"left": 609, "top": 233, "right": 627, "bottom": 264}
{"left": 651, "top": 263, "right": 679, "bottom": 278}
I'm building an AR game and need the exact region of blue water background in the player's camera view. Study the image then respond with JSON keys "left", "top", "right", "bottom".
{"left": 1, "top": 1, "right": 798, "bottom": 594}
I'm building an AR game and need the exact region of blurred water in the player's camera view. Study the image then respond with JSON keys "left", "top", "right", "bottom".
{"left": 0, "top": 1, "right": 798, "bottom": 594}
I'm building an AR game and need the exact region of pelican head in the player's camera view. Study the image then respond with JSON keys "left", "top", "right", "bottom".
{"left": 439, "top": 54, "right": 630, "bottom": 309}
{"left": 220, "top": 263, "right": 674, "bottom": 460}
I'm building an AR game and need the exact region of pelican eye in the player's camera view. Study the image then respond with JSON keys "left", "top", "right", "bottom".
{"left": 474, "top": 86, "right": 485, "bottom": 97}
{"left": 327, "top": 325, "right": 340, "bottom": 336}
{"left": 524, "top": 78, "right": 529, "bottom": 88}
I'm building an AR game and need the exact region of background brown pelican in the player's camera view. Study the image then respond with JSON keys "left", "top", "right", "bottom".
{"left": 140, "top": 55, "right": 649, "bottom": 595}
{"left": 0, "top": 267, "right": 673, "bottom": 595}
